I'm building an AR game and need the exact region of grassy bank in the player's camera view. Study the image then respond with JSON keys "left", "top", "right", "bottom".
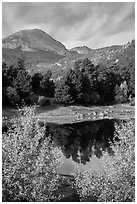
{"left": 3, "top": 104, "right": 135, "bottom": 125}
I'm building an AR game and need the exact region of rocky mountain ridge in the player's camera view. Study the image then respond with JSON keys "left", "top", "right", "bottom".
{"left": 2, "top": 29, "right": 135, "bottom": 78}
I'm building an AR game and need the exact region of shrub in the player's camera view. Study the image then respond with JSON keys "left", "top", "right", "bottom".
{"left": 38, "top": 96, "right": 50, "bottom": 106}
{"left": 31, "top": 72, "right": 43, "bottom": 94}
{"left": 2, "top": 88, "right": 9, "bottom": 106}
{"left": 6, "top": 86, "right": 20, "bottom": 106}
{"left": 130, "top": 97, "right": 135, "bottom": 106}
{"left": 73, "top": 121, "right": 135, "bottom": 202}
{"left": 2, "top": 106, "right": 62, "bottom": 202}
{"left": 115, "top": 81, "right": 129, "bottom": 103}
{"left": 49, "top": 97, "right": 57, "bottom": 105}
{"left": 30, "top": 92, "right": 39, "bottom": 105}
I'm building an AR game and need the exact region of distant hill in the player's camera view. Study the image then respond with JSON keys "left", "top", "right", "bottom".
{"left": 62, "top": 45, "right": 125, "bottom": 67}
{"left": 56, "top": 44, "right": 125, "bottom": 74}
{"left": 58, "top": 41, "right": 135, "bottom": 71}
{"left": 70, "top": 46, "right": 92, "bottom": 54}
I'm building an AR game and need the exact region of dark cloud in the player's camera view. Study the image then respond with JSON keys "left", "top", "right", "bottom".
{"left": 2, "top": 2, "right": 135, "bottom": 49}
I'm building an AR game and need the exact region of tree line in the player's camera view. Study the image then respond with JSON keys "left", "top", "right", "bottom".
{"left": 2, "top": 57, "right": 134, "bottom": 107}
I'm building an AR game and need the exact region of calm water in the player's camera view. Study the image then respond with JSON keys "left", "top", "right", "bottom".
{"left": 46, "top": 119, "right": 121, "bottom": 175}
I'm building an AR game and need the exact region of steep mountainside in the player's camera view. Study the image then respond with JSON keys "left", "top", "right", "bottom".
{"left": 2, "top": 48, "right": 64, "bottom": 67}
{"left": 2, "top": 29, "right": 69, "bottom": 55}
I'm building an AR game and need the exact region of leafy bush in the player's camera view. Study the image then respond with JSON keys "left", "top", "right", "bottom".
{"left": 30, "top": 92, "right": 39, "bottom": 105}
{"left": 73, "top": 121, "right": 135, "bottom": 202}
{"left": 2, "top": 106, "right": 62, "bottom": 202}
{"left": 115, "top": 81, "right": 129, "bottom": 103}
{"left": 49, "top": 97, "right": 57, "bottom": 105}
{"left": 38, "top": 96, "right": 50, "bottom": 106}
{"left": 6, "top": 86, "right": 20, "bottom": 106}
{"left": 130, "top": 97, "right": 135, "bottom": 106}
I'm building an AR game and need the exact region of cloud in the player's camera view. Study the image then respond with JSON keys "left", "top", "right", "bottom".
{"left": 2, "top": 2, "right": 135, "bottom": 49}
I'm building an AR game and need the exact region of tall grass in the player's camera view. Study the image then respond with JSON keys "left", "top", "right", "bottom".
{"left": 2, "top": 106, "right": 62, "bottom": 202}
{"left": 73, "top": 120, "right": 135, "bottom": 202}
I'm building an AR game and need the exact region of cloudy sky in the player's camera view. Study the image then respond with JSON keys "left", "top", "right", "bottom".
{"left": 2, "top": 2, "right": 135, "bottom": 49}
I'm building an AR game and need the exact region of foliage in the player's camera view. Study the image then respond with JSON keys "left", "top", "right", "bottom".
{"left": 6, "top": 86, "right": 20, "bottom": 106}
{"left": 106, "top": 40, "right": 135, "bottom": 97}
{"left": 29, "top": 92, "right": 39, "bottom": 105}
{"left": 2, "top": 62, "right": 18, "bottom": 106}
{"left": 130, "top": 97, "right": 135, "bottom": 106}
{"left": 97, "top": 70, "right": 121, "bottom": 103}
{"left": 115, "top": 81, "right": 129, "bottom": 103}
{"left": 2, "top": 60, "right": 56, "bottom": 107}
{"left": 3, "top": 50, "right": 135, "bottom": 107}
{"left": 72, "top": 59, "right": 99, "bottom": 104}
{"left": 55, "top": 58, "right": 123, "bottom": 105}
{"left": 38, "top": 96, "right": 51, "bottom": 106}
{"left": 2, "top": 58, "right": 32, "bottom": 106}
{"left": 117, "top": 40, "right": 135, "bottom": 97}
{"left": 65, "top": 68, "right": 84, "bottom": 103}
{"left": 31, "top": 72, "right": 43, "bottom": 94}
{"left": 40, "top": 70, "right": 55, "bottom": 97}
{"left": 2, "top": 107, "right": 62, "bottom": 202}
{"left": 55, "top": 79, "right": 74, "bottom": 104}
{"left": 13, "top": 58, "right": 32, "bottom": 103}
{"left": 55, "top": 59, "right": 96, "bottom": 105}
{"left": 2, "top": 62, "right": 18, "bottom": 88}
{"left": 73, "top": 121, "right": 135, "bottom": 202}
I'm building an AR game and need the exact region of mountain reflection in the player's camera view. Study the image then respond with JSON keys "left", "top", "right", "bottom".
{"left": 46, "top": 119, "right": 117, "bottom": 165}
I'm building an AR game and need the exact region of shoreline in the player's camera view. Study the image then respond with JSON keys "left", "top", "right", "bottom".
{"left": 2, "top": 104, "right": 135, "bottom": 125}
{"left": 35, "top": 104, "right": 135, "bottom": 124}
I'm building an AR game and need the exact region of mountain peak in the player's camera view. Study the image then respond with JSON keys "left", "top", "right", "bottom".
{"left": 2, "top": 28, "right": 68, "bottom": 55}
{"left": 19, "top": 28, "right": 49, "bottom": 35}
{"left": 9, "top": 28, "right": 50, "bottom": 36}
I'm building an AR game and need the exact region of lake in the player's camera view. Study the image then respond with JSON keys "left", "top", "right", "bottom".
{"left": 2, "top": 116, "right": 130, "bottom": 175}
{"left": 46, "top": 119, "right": 122, "bottom": 175}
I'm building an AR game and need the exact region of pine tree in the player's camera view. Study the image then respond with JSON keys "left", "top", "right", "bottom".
{"left": 40, "top": 70, "right": 55, "bottom": 97}
{"left": 55, "top": 80, "right": 73, "bottom": 104}
{"left": 31, "top": 72, "right": 43, "bottom": 94}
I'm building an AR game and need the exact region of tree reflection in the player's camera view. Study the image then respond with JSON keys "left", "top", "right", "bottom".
{"left": 47, "top": 119, "right": 117, "bottom": 165}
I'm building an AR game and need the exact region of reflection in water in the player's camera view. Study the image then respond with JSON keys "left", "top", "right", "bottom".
{"left": 46, "top": 119, "right": 118, "bottom": 165}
